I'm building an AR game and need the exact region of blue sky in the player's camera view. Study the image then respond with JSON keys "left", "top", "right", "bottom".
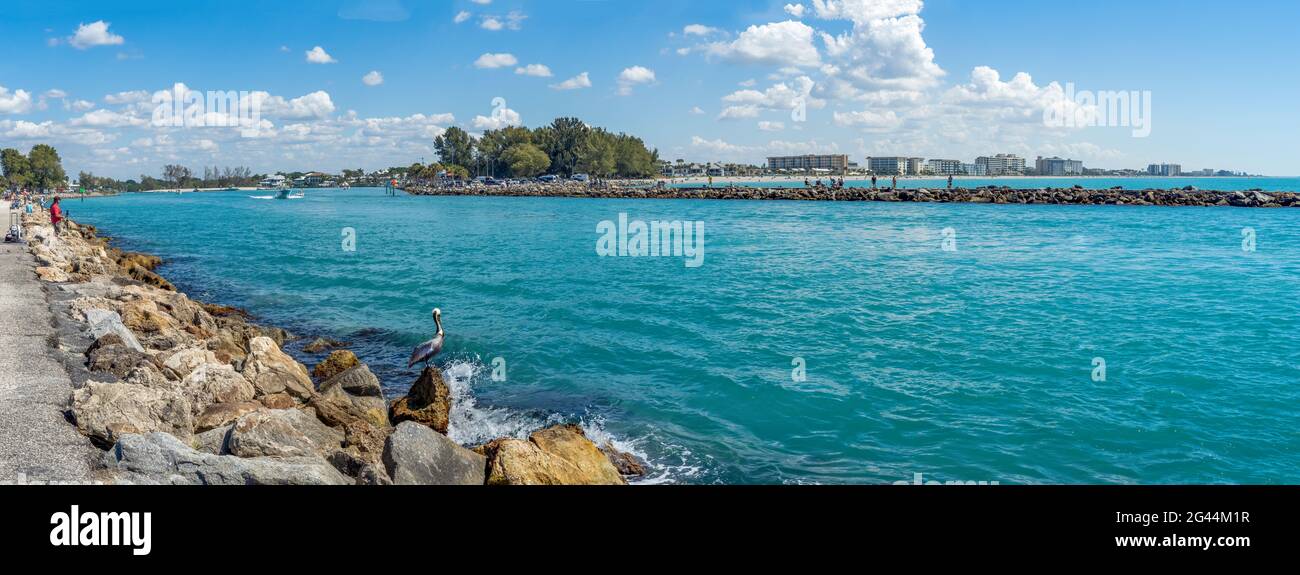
{"left": 1, "top": 0, "right": 1297, "bottom": 179}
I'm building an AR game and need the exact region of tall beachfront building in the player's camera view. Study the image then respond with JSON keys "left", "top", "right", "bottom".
{"left": 928, "top": 159, "right": 964, "bottom": 175}
{"left": 767, "top": 155, "right": 850, "bottom": 172}
{"left": 976, "top": 154, "right": 1027, "bottom": 176}
{"left": 868, "top": 157, "right": 925, "bottom": 175}
{"left": 1147, "top": 163, "right": 1183, "bottom": 176}
{"left": 1035, "top": 156, "right": 1085, "bottom": 176}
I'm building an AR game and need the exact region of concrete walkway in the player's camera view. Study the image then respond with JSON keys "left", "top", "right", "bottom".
{"left": 0, "top": 209, "right": 96, "bottom": 483}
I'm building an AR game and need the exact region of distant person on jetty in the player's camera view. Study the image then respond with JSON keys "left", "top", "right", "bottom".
{"left": 891, "top": 175, "right": 898, "bottom": 190}
{"left": 50, "top": 196, "right": 64, "bottom": 236}
{"left": 871, "top": 175, "right": 877, "bottom": 190}
{"left": 948, "top": 175, "right": 954, "bottom": 190}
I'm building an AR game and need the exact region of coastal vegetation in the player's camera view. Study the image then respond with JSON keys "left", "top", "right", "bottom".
{"left": 2, "top": 144, "right": 67, "bottom": 192}
{"left": 422, "top": 117, "right": 660, "bottom": 181}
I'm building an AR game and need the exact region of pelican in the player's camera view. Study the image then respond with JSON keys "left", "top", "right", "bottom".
{"left": 407, "top": 308, "right": 445, "bottom": 368}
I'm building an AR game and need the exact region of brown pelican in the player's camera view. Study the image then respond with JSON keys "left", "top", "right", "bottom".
{"left": 408, "top": 308, "right": 445, "bottom": 368}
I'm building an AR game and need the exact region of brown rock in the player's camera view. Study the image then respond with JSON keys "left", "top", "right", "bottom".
{"left": 600, "top": 442, "right": 647, "bottom": 477}
{"left": 260, "top": 392, "right": 297, "bottom": 409}
{"left": 241, "top": 336, "right": 315, "bottom": 400}
{"left": 194, "top": 401, "right": 263, "bottom": 433}
{"left": 312, "top": 350, "right": 359, "bottom": 381}
{"left": 389, "top": 367, "right": 450, "bottom": 434}
{"left": 481, "top": 425, "right": 627, "bottom": 486}
{"left": 303, "top": 337, "right": 349, "bottom": 353}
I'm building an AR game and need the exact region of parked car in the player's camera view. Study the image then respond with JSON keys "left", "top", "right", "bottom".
{"left": 538, "top": 175, "right": 559, "bottom": 183}
{"left": 572, "top": 173, "right": 590, "bottom": 183}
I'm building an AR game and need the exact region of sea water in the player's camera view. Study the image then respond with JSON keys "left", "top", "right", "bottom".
{"left": 64, "top": 188, "right": 1300, "bottom": 484}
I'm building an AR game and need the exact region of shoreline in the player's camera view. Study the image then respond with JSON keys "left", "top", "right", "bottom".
{"left": 406, "top": 183, "right": 1300, "bottom": 208}
{"left": 15, "top": 209, "right": 642, "bottom": 485}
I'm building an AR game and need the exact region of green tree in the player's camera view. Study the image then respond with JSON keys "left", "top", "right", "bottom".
{"left": 27, "top": 144, "right": 66, "bottom": 192}
{"left": 502, "top": 143, "right": 551, "bottom": 178}
{"left": 2, "top": 148, "right": 31, "bottom": 190}
{"left": 577, "top": 129, "right": 617, "bottom": 178}
{"left": 478, "top": 126, "right": 533, "bottom": 176}
{"left": 536, "top": 117, "right": 589, "bottom": 177}
{"left": 434, "top": 127, "right": 476, "bottom": 170}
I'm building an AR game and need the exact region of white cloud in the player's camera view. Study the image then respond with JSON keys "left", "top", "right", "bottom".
{"left": 454, "top": 11, "right": 472, "bottom": 24}
{"left": 69, "top": 21, "right": 125, "bottom": 49}
{"left": 718, "top": 105, "right": 760, "bottom": 120}
{"left": 473, "top": 106, "right": 521, "bottom": 130}
{"left": 481, "top": 11, "right": 526, "bottom": 31}
{"left": 104, "top": 90, "right": 150, "bottom": 105}
{"left": 362, "top": 70, "right": 384, "bottom": 86}
{"left": 705, "top": 21, "right": 820, "bottom": 68}
{"left": 690, "top": 106, "right": 706, "bottom": 115}
{"left": 305, "top": 46, "right": 337, "bottom": 64}
{"left": 474, "top": 53, "right": 518, "bottom": 69}
{"left": 515, "top": 64, "right": 553, "bottom": 77}
{"left": 550, "top": 72, "right": 592, "bottom": 91}
{"left": 832, "top": 109, "right": 904, "bottom": 131}
{"left": 784, "top": 3, "right": 807, "bottom": 18}
{"left": 617, "top": 66, "right": 656, "bottom": 96}
{"left": 684, "top": 24, "right": 721, "bottom": 36}
{"left": 0, "top": 86, "right": 33, "bottom": 114}
{"left": 67, "top": 99, "right": 96, "bottom": 112}
{"left": 758, "top": 121, "right": 786, "bottom": 131}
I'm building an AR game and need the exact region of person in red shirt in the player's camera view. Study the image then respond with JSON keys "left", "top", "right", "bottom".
{"left": 50, "top": 196, "right": 63, "bottom": 236}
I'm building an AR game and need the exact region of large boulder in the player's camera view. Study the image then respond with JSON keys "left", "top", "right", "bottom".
{"left": 312, "top": 350, "right": 359, "bottom": 381}
{"left": 194, "top": 401, "right": 263, "bottom": 433}
{"left": 383, "top": 422, "right": 485, "bottom": 485}
{"left": 71, "top": 382, "right": 193, "bottom": 446}
{"left": 480, "top": 425, "right": 627, "bottom": 486}
{"left": 83, "top": 308, "right": 144, "bottom": 352}
{"left": 319, "top": 365, "right": 384, "bottom": 398}
{"left": 241, "top": 336, "right": 315, "bottom": 400}
{"left": 389, "top": 367, "right": 451, "bottom": 434}
{"left": 85, "top": 337, "right": 162, "bottom": 379}
{"left": 308, "top": 392, "right": 390, "bottom": 466}
{"left": 161, "top": 347, "right": 219, "bottom": 380}
{"left": 227, "top": 408, "right": 344, "bottom": 459}
{"left": 103, "top": 432, "right": 352, "bottom": 485}
{"left": 181, "top": 363, "right": 256, "bottom": 415}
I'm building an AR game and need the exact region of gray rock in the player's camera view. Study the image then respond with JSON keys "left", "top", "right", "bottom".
{"left": 83, "top": 309, "right": 144, "bottom": 352}
{"left": 103, "top": 432, "right": 352, "bottom": 485}
{"left": 227, "top": 408, "right": 344, "bottom": 458}
{"left": 383, "top": 422, "right": 485, "bottom": 485}
{"left": 319, "top": 365, "right": 383, "bottom": 398}
{"left": 71, "top": 381, "right": 193, "bottom": 446}
{"left": 193, "top": 424, "right": 232, "bottom": 455}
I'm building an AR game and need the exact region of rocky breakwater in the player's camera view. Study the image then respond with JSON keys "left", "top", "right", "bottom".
{"left": 408, "top": 182, "right": 1300, "bottom": 208}
{"left": 21, "top": 210, "right": 643, "bottom": 485}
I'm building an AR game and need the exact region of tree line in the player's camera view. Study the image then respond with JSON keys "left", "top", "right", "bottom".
{"left": 2, "top": 145, "right": 67, "bottom": 192}
{"left": 415, "top": 117, "right": 659, "bottom": 181}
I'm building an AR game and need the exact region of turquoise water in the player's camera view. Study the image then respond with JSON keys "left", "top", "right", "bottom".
{"left": 671, "top": 176, "right": 1300, "bottom": 192}
{"left": 64, "top": 189, "right": 1300, "bottom": 484}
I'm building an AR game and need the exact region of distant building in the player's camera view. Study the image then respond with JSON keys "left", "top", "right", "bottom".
{"left": 868, "top": 157, "right": 924, "bottom": 175}
{"left": 1147, "top": 163, "right": 1182, "bottom": 176}
{"left": 976, "top": 154, "right": 1026, "bottom": 176}
{"left": 1035, "top": 156, "right": 1085, "bottom": 176}
{"left": 259, "top": 174, "right": 286, "bottom": 187}
{"left": 927, "top": 159, "right": 963, "bottom": 175}
{"left": 767, "top": 154, "right": 850, "bottom": 172}
{"left": 962, "top": 163, "right": 987, "bottom": 176}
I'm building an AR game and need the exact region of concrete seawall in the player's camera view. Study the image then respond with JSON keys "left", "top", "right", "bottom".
{"left": 0, "top": 209, "right": 98, "bottom": 484}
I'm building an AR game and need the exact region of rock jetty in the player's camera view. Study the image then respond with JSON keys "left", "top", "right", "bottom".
{"left": 19, "top": 210, "right": 643, "bottom": 485}
{"left": 407, "top": 182, "right": 1300, "bottom": 208}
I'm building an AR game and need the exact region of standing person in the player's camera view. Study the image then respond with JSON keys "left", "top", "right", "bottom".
{"left": 948, "top": 175, "right": 953, "bottom": 190}
{"left": 891, "top": 175, "right": 897, "bottom": 190}
{"left": 50, "top": 196, "right": 64, "bottom": 237}
{"left": 871, "top": 175, "right": 877, "bottom": 190}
